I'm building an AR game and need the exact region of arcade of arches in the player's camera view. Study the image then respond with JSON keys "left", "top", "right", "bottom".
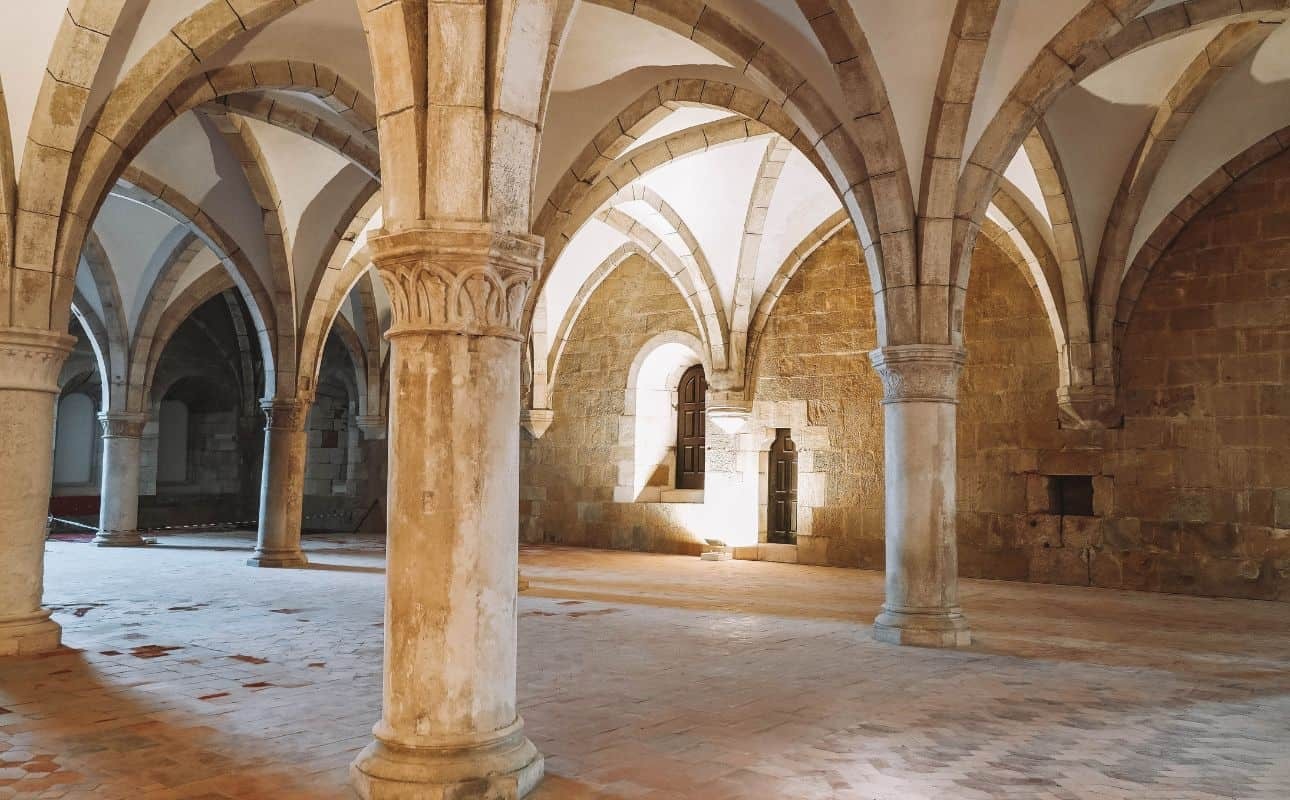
{"left": 1, "top": 2, "right": 1289, "bottom": 798}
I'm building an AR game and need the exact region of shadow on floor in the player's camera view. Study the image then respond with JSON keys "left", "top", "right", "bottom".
{"left": 304, "top": 562, "right": 385, "bottom": 574}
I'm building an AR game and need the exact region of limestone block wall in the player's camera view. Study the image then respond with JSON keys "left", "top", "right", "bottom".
{"left": 520, "top": 254, "right": 707, "bottom": 553}
{"left": 750, "top": 232, "right": 885, "bottom": 567}
{"left": 304, "top": 388, "right": 352, "bottom": 498}
{"left": 157, "top": 409, "right": 241, "bottom": 496}
{"left": 301, "top": 385, "right": 364, "bottom": 533}
{"left": 523, "top": 152, "right": 1288, "bottom": 602}
{"left": 957, "top": 149, "right": 1290, "bottom": 602}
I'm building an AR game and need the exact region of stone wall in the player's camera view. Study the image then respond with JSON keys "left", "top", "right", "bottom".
{"left": 520, "top": 253, "right": 707, "bottom": 553}
{"left": 522, "top": 152, "right": 1290, "bottom": 602}
{"left": 956, "top": 149, "right": 1290, "bottom": 602}
{"left": 749, "top": 231, "right": 884, "bottom": 567}
{"left": 1108, "top": 149, "right": 1288, "bottom": 599}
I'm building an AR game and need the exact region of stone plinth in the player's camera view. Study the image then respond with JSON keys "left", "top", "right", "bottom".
{"left": 349, "top": 223, "right": 544, "bottom": 799}
{"left": 869, "top": 345, "right": 971, "bottom": 648}
{"left": 0, "top": 328, "right": 74, "bottom": 657}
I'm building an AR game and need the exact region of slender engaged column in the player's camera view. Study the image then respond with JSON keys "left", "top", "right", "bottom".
{"left": 350, "top": 224, "right": 543, "bottom": 800}
{"left": 93, "top": 412, "right": 149, "bottom": 547}
{"left": 247, "top": 397, "right": 311, "bottom": 568}
{"left": 0, "top": 327, "right": 74, "bottom": 657}
{"left": 869, "top": 345, "right": 971, "bottom": 648}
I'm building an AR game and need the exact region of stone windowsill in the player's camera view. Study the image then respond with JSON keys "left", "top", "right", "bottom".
{"left": 614, "top": 485, "right": 705, "bottom": 504}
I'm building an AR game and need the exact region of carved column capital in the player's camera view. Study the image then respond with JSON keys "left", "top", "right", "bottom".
{"left": 869, "top": 345, "right": 966, "bottom": 405}
{"left": 98, "top": 412, "right": 148, "bottom": 439}
{"left": 261, "top": 397, "right": 313, "bottom": 432}
{"left": 369, "top": 222, "right": 542, "bottom": 341}
{"left": 0, "top": 327, "right": 75, "bottom": 394}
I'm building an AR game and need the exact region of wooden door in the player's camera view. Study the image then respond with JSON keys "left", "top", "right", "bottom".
{"left": 675, "top": 365, "right": 706, "bottom": 490}
{"left": 768, "top": 428, "right": 798, "bottom": 544}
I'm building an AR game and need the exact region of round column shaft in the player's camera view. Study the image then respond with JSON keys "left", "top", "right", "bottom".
{"left": 869, "top": 345, "right": 971, "bottom": 648}
{"left": 0, "top": 328, "right": 74, "bottom": 657}
{"left": 350, "top": 224, "right": 543, "bottom": 800}
{"left": 248, "top": 397, "right": 311, "bottom": 568}
{"left": 93, "top": 412, "right": 149, "bottom": 547}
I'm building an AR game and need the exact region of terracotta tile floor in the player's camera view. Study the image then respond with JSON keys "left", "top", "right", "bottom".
{"left": 1, "top": 533, "right": 1288, "bottom": 799}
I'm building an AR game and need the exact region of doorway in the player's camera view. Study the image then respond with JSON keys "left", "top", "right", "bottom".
{"left": 768, "top": 428, "right": 797, "bottom": 544}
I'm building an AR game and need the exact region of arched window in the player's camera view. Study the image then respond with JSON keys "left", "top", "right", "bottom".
{"left": 675, "top": 365, "right": 706, "bottom": 490}
{"left": 615, "top": 331, "right": 705, "bottom": 503}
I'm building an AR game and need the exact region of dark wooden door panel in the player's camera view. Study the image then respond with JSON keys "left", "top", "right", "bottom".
{"left": 676, "top": 365, "right": 706, "bottom": 490}
{"left": 768, "top": 428, "right": 797, "bottom": 544}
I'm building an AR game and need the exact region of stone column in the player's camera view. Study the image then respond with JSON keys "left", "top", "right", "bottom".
{"left": 869, "top": 345, "right": 971, "bottom": 648}
{"left": 0, "top": 327, "right": 74, "bottom": 657}
{"left": 93, "top": 412, "right": 149, "bottom": 547}
{"left": 350, "top": 223, "right": 543, "bottom": 800}
{"left": 247, "top": 397, "right": 311, "bottom": 568}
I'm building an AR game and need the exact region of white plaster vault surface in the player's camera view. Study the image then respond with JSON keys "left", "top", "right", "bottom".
{"left": 0, "top": 534, "right": 1288, "bottom": 798}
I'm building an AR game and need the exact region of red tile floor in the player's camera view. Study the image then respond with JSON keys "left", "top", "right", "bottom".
{"left": 1, "top": 532, "right": 1288, "bottom": 798}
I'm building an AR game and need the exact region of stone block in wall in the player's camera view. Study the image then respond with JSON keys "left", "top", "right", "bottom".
{"left": 1178, "top": 522, "right": 1240, "bottom": 558}
{"left": 796, "top": 504, "right": 812, "bottom": 536}
{"left": 1276, "top": 489, "right": 1290, "bottom": 528}
{"left": 305, "top": 479, "right": 330, "bottom": 496}
{"left": 1037, "top": 450, "right": 1101, "bottom": 476}
{"left": 1092, "top": 476, "right": 1115, "bottom": 516}
{"left": 1061, "top": 515, "right": 1101, "bottom": 550}
{"left": 1026, "top": 473, "right": 1053, "bottom": 514}
{"left": 1102, "top": 517, "right": 1142, "bottom": 551}
{"left": 799, "top": 425, "right": 830, "bottom": 449}
{"left": 798, "top": 472, "right": 826, "bottom": 507}
{"left": 1029, "top": 546, "right": 1090, "bottom": 587}
{"left": 1019, "top": 514, "right": 1060, "bottom": 549}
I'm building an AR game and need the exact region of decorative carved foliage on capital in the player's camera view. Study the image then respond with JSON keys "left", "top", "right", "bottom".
{"left": 369, "top": 223, "right": 542, "bottom": 341}
{"left": 0, "top": 327, "right": 76, "bottom": 394}
{"left": 869, "top": 345, "right": 966, "bottom": 405}
{"left": 261, "top": 397, "right": 312, "bottom": 432}
{"left": 98, "top": 412, "right": 148, "bottom": 439}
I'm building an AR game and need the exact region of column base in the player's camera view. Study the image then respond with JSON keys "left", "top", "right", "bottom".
{"left": 351, "top": 725, "right": 543, "bottom": 800}
{"left": 246, "top": 549, "right": 309, "bottom": 568}
{"left": 873, "top": 605, "right": 971, "bottom": 648}
{"left": 92, "top": 532, "right": 151, "bottom": 547}
{"left": 0, "top": 610, "right": 62, "bottom": 657}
